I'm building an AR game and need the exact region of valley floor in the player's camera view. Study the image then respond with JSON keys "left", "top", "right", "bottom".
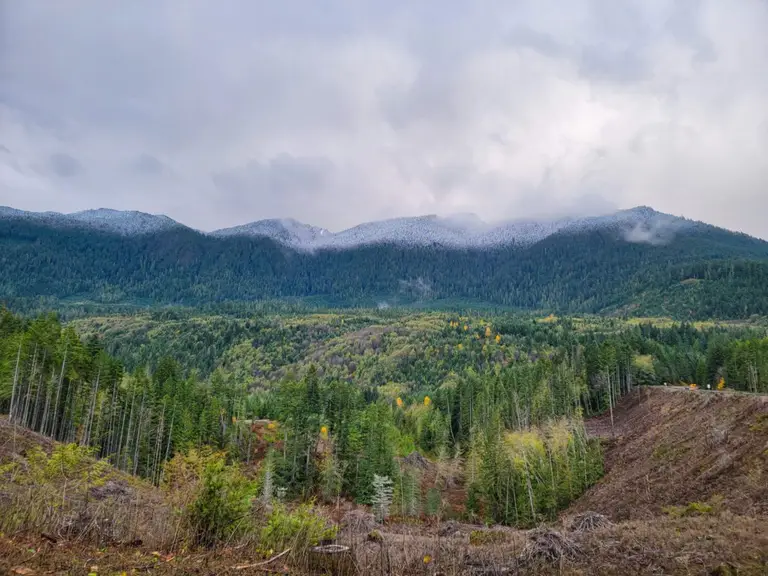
{"left": 2, "top": 387, "right": 767, "bottom": 576}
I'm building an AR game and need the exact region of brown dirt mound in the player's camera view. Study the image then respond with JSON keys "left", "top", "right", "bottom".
{"left": 574, "top": 387, "right": 768, "bottom": 521}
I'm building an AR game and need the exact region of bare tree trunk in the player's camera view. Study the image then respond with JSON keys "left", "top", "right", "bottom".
{"left": 133, "top": 390, "right": 146, "bottom": 476}
{"left": 121, "top": 387, "right": 137, "bottom": 471}
{"left": 605, "top": 372, "right": 615, "bottom": 437}
{"left": 14, "top": 344, "right": 36, "bottom": 424}
{"left": 31, "top": 352, "right": 47, "bottom": 430}
{"left": 246, "top": 424, "right": 252, "bottom": 466}
{"left": 107, "top": 376, "right": 119, "bottom": 456}
{"left": 62, "top": 378, "right": 76, "bottom": 443}
{"left": 50, "top": 346, "right": 68, "bottom": 440}
{"left": 523, "top": 453, "right": 536, "bottom": 522}
{"left": 40, "top": 369, "right": 54, "bottom": 435}
{"left": 115, "top": 404, "right": 127, "bottom": 467}
{"left": 748, "top": 363, "right": 758, "bottom": 394}
{"left": 83, "top": 369, "right": 101, "bottom": 447}
{"left": 152, "top": 405, "right": 166, "bottom": 484}
{"left": 9, "top": 341, "right": 22, "bottom": 423}
{"left": 93, "top": 395, "right": 106, "bottom": 455}
{"left": 159, "top": 408, "right": 175, "bottom": 486}
{"left": 22, "top": 346, "right": 42, "bottom": 428}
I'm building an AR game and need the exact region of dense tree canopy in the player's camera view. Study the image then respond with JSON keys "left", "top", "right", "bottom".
{"left": 3, "top": 218, "right": 768, "bottom": 319}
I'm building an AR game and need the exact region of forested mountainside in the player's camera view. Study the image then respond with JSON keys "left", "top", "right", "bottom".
{"left": 2, "top": 209, "right": 768, "bottom": 318}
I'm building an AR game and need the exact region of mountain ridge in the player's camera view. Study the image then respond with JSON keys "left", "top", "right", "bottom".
{"left": 3, "top": 203, "right": 768, "bottom": 319}
{"left": 0, "top": 204, "right": 719, "bottom": 250}
{"left": 0, "top": 206, "right": 184, "bottom": 236}
{"left": 209, "top": 206, "right": 705, "bottom": 249}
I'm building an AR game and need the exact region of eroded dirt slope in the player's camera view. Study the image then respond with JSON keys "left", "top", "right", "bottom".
{"left": 576, "top": 387, "right": 768, "bottom": 520}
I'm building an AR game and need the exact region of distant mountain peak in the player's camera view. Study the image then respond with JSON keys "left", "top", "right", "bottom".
{"left": 210, "top": 217, "right": 330, "bottom": 248}
{"left": 0, "top": 206, "right": 181, "bottom": 235}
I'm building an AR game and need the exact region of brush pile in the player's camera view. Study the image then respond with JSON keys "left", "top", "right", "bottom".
{"left": 519, "top": 528, "right": 582, "bottom": 565}
{"left": 567, "top": 511, "right": 613, "bottom": 533}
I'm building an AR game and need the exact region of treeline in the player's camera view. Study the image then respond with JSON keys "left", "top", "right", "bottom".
{"left": 0, "top": 309, "right": 251, "bottom": 482}
{"left": 64, "top": 311, "right": 768, "bottom": 399}
{"left": 3, "top": 216, "right": 768, "bottom": 318}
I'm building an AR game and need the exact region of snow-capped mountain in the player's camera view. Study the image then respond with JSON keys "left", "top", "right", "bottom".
{"left": 210, "top": 218, "right": 330, "bottom": 249}
{"left": 0, "top": 206, "right": 182, "bottom": 235}
{"left": 210, "top": 206, "right": 695, "bottom": 250}
{"left": 67, "top": 209, "right": 181, "bottom": 235}
{"left": 2, "top": 204, "right": 695, "bottom": 247}
{"left": 319, "top": 214, "right": 489, "bottom": 249}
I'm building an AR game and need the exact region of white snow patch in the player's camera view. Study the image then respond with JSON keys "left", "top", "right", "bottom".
{"left": 210, "top": 218, "right": 330, "bottom": 249}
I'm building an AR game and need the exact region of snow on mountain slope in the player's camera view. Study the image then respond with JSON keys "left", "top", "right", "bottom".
{"left": 319, "top": 214, "right": 489, "bottom": 248}
{"left": 210, "top": 218, "right": 330, "bottom": 248}
{"left": 2, "top": 204, "right": 695, "bottom": 247}
{"left": 0, "top": 206, "right": 182, "bottom": 235}
{"left": 67, "top": 209, "right": 181, "bottom": 235}
{"left": 208, "top": 206, "right": 695, "bottom": 250}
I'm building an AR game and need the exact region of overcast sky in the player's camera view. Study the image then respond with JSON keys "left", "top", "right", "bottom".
{"left": 1, "top": 1, "right": 767, "bottom": 236}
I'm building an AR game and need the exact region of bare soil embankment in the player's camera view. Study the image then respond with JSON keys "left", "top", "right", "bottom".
{"left": 578, "top": 386, "right": 768, "bottom": 520}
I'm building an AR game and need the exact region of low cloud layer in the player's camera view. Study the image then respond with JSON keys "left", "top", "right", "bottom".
{"left": 1, "top": 1, "right": 767, "bottom": 237}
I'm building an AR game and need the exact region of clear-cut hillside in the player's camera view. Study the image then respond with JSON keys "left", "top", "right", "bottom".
{"left": 576, "top": 386, "right": 768, "bottom": 520}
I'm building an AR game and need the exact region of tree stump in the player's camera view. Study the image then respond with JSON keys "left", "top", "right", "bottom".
{"left": 307, "top": 544, "right": 357, "bottom": 575}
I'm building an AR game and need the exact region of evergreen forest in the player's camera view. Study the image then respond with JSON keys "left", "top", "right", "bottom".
{"left": 3, "top": 216, "right": 768, "bottom": 319}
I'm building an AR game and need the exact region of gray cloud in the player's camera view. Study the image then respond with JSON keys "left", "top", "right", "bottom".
{"left": 132, "top": 154, "right": 167, "bottom": 176}
{"left": 623, "top": 216, "right": 689, "bottom": 246}
{"left": 213, "top": 155, "right": 334, "bottom": 199}
{"left": 47, "top": 153, "right": 84, "bottom": 178}
{"left": 212, "top": 155, "right": 337, "bottom": 222}
{"left": 579, "top": 45, "right": 649, "bottom": 83}
{"left": 505, "top": 26, "right": 566, "bottom": 59}
{"left": 0, "top": 0, "right": 767, "bottom": 237}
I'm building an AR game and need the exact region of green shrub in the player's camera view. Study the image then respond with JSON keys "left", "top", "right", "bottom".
{"left": 189, "top": 455, "right": 256, "bottom": 547}
{"left": 663, "top": 495, "right": 724, "bottom": 518}
{"left": 425, "top": 487, "right": 443, "bottom": 518}
{"left": 749, "top": 414, "right": 768, "bottom": 432}
{"left": 465, "top": 483, "right": 481, "bottom": 520}
{"left": 259, "top": 502, "right": 337, "bottom": 555}
{"left": 469, "top": 529, "right": 508, "bottom": 546}
{"left": 26, "top": 444, "right": 109, "bottom": 484}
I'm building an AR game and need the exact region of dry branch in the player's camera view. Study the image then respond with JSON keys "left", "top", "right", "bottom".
{"left": 234, "top": 547, "right": 291, "bottom": 570}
